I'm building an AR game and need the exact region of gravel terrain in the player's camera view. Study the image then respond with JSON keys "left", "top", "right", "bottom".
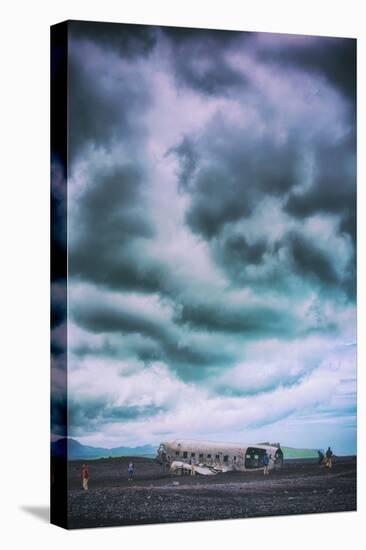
{"left": 67, "top": 456, "right": 356, "bottom": 529}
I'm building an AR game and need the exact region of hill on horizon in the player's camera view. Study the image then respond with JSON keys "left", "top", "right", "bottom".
{"left": 51, "top": 438, "right": 157, "bottom": 460}
{"left": 281, "top": 446, "right": 318, "bottom": 459}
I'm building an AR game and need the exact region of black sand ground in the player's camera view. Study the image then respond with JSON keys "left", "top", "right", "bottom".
{"left": 67, "top": 456, "right": 356, "bottom": 529}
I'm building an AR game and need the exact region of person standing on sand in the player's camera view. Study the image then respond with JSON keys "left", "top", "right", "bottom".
{"left": 128, "top": 461, "right": 134, "bottom": 481}
{"left": 262, "top": 452, "right": 269, "bottom": 475}
{"left": 318, "top": 450, "right": 325, "bottom": 465}
{"left": 81, "top": 464, "right": 89, "bottom": 491}
{"left": 269, "top": 454, "right": 275, "bottom": 472}
{"left": 325, "top": 447, "right": 333, "bottom": 469}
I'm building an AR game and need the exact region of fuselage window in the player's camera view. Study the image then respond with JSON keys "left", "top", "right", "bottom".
{"left": 183, "top": 451, "right": 188, "bottom": 459}
{"left": 215, "top": 454, "right": 220, "bottom": 460}
{"left": 191, "top": 452, "right": 195, "bottom": 458}
{"left": 207, "top": 454, "right": 211, "bottom": 458}
{"left": 223, "top": 455, "right": 229, "bottom": 463}
{"left": 199, "top": 453, "right": 204, "bottom": 459}
{"left": 175, "top": 451, "right": 180, "bottom": 456}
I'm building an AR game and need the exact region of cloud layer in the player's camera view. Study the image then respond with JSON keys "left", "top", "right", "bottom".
{"left": 53, "top": 23, "right": 356, "bottom": 454}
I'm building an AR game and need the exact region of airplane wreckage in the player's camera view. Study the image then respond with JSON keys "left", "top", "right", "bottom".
{"left": 157, "top": 439, "right": 284, "bottom": 476}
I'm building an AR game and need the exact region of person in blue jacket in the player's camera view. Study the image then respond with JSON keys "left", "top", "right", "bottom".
{"left": 262, "top": 451, "right": 270, "bottom": 475}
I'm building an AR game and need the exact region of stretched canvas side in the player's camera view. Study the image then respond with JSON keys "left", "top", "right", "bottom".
{"left": 50, "top": 21, "right": 69, "bottom": 530}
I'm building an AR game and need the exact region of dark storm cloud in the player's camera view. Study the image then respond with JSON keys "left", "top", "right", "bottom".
{"left": 214, "top": 372, "right": 307, "bottom": 398}
{"left": 169, "top": 81, "right": 355, "bottom": 299}
{"left": 285, "top": 136, "right": 356, "bottom": 246}
{"left": 213, "top": 233, "right": 267, "bottom": 267}
{"left": 174, "top": 300, "right": 295, "bottom": 337}
{"left": 68, "top": 396, "right": 164, "bottom": 435}
{"left": 67, "top": 31, "right": 174, "bottom": 298}
{"left": 210, "top": 234, "right": 281, "bottom": 290}
{"left": 71, "top": 245, "right": 164, "bottom": 295}
{"left": 72, "top": 332, "right": 164, "bottom": 365}
{"left": 166, "top": 137, "right": 199, "bottom": 191}
{"left": 340, "top": 210, "right": 356, "bottom": 248}
{"left": 210, "top": 234, "right": 290, "bottom": 292}
{"left": 256, "top": 35, "right": 356, "bottom": 104}
{"left": 75, "top": 164, "right": 153, "bottom": 239}
{"left": 73, "top": 300, "right": 170, "bottom": 343}
{"left": 212, "top": 226, "right": 354, "bottom": 299}
{"left": 288, "top": 232, "right": 355, "bottom": 300}
{"left": 171, "top": 125, "right": 302, "bottom": 239}
{"left": 69, "top": 20, "right": 157, "bottom": 58}
{"left": 163, "top": 26, "right": 249, "bottom": 96}
{"left": 287, "top": 232, "right": 339, "bottom": 285}
{"left": 68, "top": 55, "right": 122, "bottom": 161}
{"left": 68, "top": 33, "right": 152, "bottom": 164}
{"left": 69, "top": 164, "right": 165, "bottom": 293}
{"left": 71, "top": 297, "right": 232, "bottom": 376}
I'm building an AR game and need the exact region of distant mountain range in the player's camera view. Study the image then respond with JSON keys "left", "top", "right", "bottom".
{"left": 51, "top": 438, "right": 157, "bottom": 459}
{"left": 52, "top": 438, "right": 319, "bottom": 461}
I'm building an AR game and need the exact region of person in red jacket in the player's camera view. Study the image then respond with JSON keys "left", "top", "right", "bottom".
{"left": 81, "top": 463, "right": 89, "bottom": 491}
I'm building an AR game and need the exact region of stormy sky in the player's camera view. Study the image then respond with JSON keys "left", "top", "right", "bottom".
{"left": 53, "top": 22, "right": 356, "bottom": 454}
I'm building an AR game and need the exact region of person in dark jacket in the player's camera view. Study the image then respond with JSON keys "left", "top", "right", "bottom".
{"left": 325, "top": 447, "right": 333, "bottom": 468}
{"left": 318, "top": 450, "right": 325, "bottom": 465}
